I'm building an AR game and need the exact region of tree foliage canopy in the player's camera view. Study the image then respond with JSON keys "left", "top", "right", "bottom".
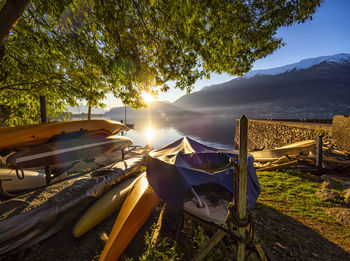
{"left": 0, "top": 0, "right": 321, "bottom": 126}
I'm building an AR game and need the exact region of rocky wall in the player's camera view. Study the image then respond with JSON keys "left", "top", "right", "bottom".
{"left": 332, "top": 115, "right": 350, "bottom": 152}
{"left": 235, "top": 119, "right": 333, "bottom": 151}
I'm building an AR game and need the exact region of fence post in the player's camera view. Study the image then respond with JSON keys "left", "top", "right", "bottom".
{"left": 238, "top": 115, "right": 248, "bottom": 261}
{"left": 316, "top": 135, "right": 323, "bottom": 168}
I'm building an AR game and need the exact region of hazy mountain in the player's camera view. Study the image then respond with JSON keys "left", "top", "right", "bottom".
{"left": 66, "top": 105, "right": 107, "bottom": 114}
{"left": 174, "top": 55, "right": 350, "bottom": 118}
{"left": 106, "top": 101, "right": 200, "bottom": 120}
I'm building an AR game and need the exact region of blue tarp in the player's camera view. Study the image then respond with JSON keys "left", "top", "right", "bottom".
{"left": 147, "top": 137, "right": 261, "bottom": 209}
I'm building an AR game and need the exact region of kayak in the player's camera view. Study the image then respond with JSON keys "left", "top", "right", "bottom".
{"left": 250, "top": 140, "right": 315, "bottom": 162}
{"left": 0, "top": 120, "right": 128, "bottom": 151}
{"left": 99, "top": 173, "right": 160, "bottom": 261}
{"left": 0, "top": 168, "right": 46, "bottom": 192}
{"left": 6, "top": 135, "right": 133, "bottom": 169}
{"left": 73, "top": 176, "right": 139, "bottom": 238}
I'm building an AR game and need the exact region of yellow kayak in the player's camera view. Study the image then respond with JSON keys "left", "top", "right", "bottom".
{"left": 99, "top": 173, "right": 160, "bottom": 261}
{"left": 251, "top": 140, "right": 316, "bottom": 161}
{"left": 73, "top": 176, "right": 138, "bottom": 238}
{"left": 0, "top": 120, "right": 128, "bottom": 151}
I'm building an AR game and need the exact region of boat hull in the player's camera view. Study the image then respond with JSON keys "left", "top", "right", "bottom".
{"left": 0, "top": 168, "right": 46, "bottom": 192}
{"left": 99, "top": 174, "right": 160, "bottom": 261}
{"left": 0, "top": 120, "right": 128, "bottom": 151}
{"left": 250, "top": 140, "right": 315, "bottom": 161}
{"left": 7, "top": 135, "right": 133, "bottom": 169}
{"left": 73, "top": 176, "right": 138, "bottom": 238}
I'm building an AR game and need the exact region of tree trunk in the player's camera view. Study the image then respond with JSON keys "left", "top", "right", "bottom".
{"left": 88, "top": 105, "right": 91, "bottom": 120}
{"left": 0, "top": 0, "right": 32, "bottom": 60}
{"left": 39, "top": 95, "right": 47, "bottom": 123}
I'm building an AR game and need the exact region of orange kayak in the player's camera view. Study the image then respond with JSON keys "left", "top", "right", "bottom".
{"left": 0, "top": 120, "right": 128, "bottom": 151}
{"left": 99, "top": 173, "right": 160, "bottom": 261}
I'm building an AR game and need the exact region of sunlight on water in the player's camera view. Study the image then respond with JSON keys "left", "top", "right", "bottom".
{"left": 144, "top": 125, "right": 155, "bottom": 145}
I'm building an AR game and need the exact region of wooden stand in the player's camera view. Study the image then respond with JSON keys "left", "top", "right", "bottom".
{"left": 190, "top": 116, "right": 268, "bottom": 261}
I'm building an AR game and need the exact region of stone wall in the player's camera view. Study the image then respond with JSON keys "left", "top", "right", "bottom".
{"left": 235, "top": 118, "right": 333, "bottom": 152}
{"left": 332, "top": 115, "right": 350, "bottom": 152}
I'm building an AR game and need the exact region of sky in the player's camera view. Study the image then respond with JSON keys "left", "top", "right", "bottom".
{"left": 104, "top": 0, "right": 350, "bottom": 109}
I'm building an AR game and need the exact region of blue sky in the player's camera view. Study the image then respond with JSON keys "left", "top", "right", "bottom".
{"left": 105, "top": 0, "right": 350, "bottom": 108}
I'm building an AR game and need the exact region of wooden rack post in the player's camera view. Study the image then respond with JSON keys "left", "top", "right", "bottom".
{"left": 237, "top": 115, "right": 248, "bottom": 261}
{"left": 316, "top": 135, "right": 323, "bottom": 168}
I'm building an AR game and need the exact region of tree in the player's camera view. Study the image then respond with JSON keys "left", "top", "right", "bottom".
{"left": 0, "top": 0, "right": 32, "bottom": 61}
{"left": 0, "top": 0, "right": 322, "bottom": 126}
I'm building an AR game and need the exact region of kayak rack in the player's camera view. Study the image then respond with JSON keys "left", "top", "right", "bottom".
{"left": 122, "top": 145, "right": 141, "bottom": 160}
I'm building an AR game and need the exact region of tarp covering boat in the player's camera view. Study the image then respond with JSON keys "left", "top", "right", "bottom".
{"left": 147, "top": 137, "right": 261, "bottom": 209}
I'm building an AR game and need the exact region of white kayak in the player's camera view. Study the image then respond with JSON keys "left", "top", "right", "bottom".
{"left": 0, "top": 168, "right": 46, "bottom": 192}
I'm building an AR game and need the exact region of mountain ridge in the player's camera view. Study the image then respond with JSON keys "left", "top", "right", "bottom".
{"left": 173, "top": 57, "right": 350, "bottom": 118}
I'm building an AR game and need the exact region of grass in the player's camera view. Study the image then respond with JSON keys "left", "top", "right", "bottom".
{"left": 130, "top": 169, "right": 350, "bottom": 260}
{"left": 256, "top": 169, "right": 345, "bottom": 223}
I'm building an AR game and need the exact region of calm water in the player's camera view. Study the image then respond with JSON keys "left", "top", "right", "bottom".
{"left": 116, "top": 115, "right": 236, "bottom": 150}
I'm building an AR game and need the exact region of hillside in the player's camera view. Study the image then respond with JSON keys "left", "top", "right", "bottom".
{"left": 174, "top": 58, "right": 350, "bottom": 118}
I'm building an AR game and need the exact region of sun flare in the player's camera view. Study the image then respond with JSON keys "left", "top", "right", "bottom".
{"left": 145, "top": 125, "right": 155, "bottom": 144}
{"left": 142, "top": 92, "right": 154, "bottom": 104}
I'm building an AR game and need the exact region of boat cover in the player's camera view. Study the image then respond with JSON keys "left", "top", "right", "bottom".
{"left": 0, "top": 156, "right": 143, "bottom": 257}
{"left": 147, "top": 137, "right": 261, "bottom": 209}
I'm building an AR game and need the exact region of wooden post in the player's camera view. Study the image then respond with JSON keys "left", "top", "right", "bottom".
{"left": 39, "top": 96, "right": 47, "bottom": 123}
{"left": 238, "top": 115, "right": 248, "bottom": 261}
{"left": 316, "top": 135, "right": 323, "bottom": 168}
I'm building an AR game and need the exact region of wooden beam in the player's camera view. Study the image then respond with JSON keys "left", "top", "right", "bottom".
{"left": 238, "top": 115, "right": 248, "bottom": 261}
{"left": 191, "top": 230, "right": 226, "bottom": 261}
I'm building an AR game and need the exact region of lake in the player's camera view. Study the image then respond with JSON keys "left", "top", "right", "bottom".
{"left": 111, "top": 115, "right": 237, "bottom": 150}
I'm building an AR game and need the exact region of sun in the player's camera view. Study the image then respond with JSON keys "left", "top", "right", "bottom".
{"left": 142, "top": 92, "right": 154, "bottom": 104}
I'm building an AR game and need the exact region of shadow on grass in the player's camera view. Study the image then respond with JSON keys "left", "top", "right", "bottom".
{"left": 253, "top": 202, "right": 350, "bottom": 261}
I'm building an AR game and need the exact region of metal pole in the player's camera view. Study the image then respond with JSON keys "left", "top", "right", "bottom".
{"left": 238, "top": 115, "right": 248, "bottom": 261}
{"left": 45, "top": 166, "right": 51, "bottom": 185}
{"left": 124, "top": 105, "right": 127, "bottom": 124}
{"left": 39, "top": 96, "right": 47, "bottom": 123}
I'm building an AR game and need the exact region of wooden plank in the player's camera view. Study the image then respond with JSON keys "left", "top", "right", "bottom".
{"left": 255, "top": 244, "right": 268, "bottom": 261}
{"left": 191, "top": 230, "right": 227, "bottom": 261}
{"left": 238, "top": 115, "right": 248, "bottom": 261}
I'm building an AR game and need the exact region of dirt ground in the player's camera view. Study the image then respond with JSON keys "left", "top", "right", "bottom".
{"left": 3, "top": 197, "right": 350, "bottom": 261}
{"left": 2, "top": 162, "right": 350, "bottom": 260}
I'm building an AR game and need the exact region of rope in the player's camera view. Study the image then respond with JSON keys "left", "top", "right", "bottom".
{"left": 16, "top": 168, "right": 24, "bottom": 180}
